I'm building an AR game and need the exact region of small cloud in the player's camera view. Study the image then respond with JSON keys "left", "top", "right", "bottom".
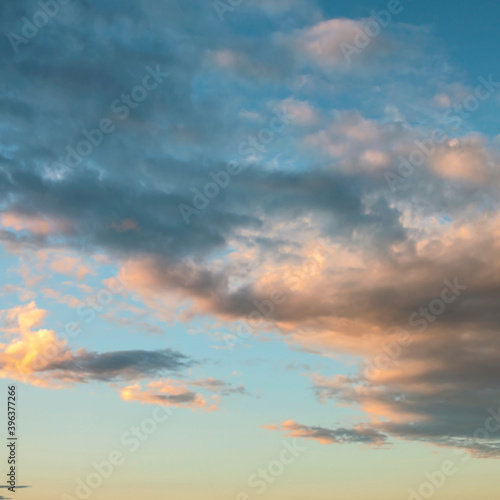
{"left": 264, "top": 420, "right": 389, "bottom": 447}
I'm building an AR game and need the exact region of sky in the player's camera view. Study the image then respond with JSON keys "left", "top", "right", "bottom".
{"left": 1, "top": 1, "right": 500, "bottom": 499}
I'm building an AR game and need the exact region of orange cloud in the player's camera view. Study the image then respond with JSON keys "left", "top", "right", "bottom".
{"left": 430, "top": 137, "right": 492, "bottom": 182}
{"left": 265, "top": 420, "right": 389, "bottom": 447}
{"left": 0, "top": 302, "right": 71, "bottom": 387}
{"left": 120, "top": 380, "right": 218, "bottom": 412}
{"left": 50, "top": 256, "right": 93, "bottom": 280}
{"left": 1, "top": 212, "right": 70, "bottom": 235}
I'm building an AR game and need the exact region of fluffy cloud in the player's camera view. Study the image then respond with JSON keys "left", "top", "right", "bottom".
{"left": 430, "top": 136, "right": 493, "bottom": 182}
{"left": 120, "top": 380, "right": 214, "bottom": 411}
{"left": 120, "top": 377, "right": 248, "bottom": 411}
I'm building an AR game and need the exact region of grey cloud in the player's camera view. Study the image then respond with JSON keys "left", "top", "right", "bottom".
{"left": 148, "top": 391, "right": 200, "bottom": 405}
{"left": 313, "top": 332, "right": 500, "bottom": 456}
{"left": 271, "top": 420, "right": 389, "bottom": 446}
{"left": 302, "top": 424, "right": 388, "bottom": 445}
{"left": 42, "top": 348, "right": 195, "bottom": 382}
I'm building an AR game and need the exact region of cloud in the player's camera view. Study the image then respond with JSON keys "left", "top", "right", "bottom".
{"left": 288, "top": 18, "right": 374, "bottom": 68}
{"left": 41, "top": 349, "right": 195, "bottom": 383}
{"left": 1, "top": 212, "right": 69, "bottom": 236}
{"left": 311, "top": 365, "right": 500, "bottom": 457}
{"left": 430, "top": 136, "right": 492, "bottom": 182}
{"left": 0, "top": 302, "right": 193, "bottom": 386}
{"left": 120, "top": 380, "right": 211, "bottom": 411}
{"left": 120, "top": 377, "right": 248, "bottom": 411}
{"left": 189, "top": 377, "right": 250, "bottom": 396}
{"left": 0, "top": 302, "right": 250, "bottom": 411}
{"left": 1, "top": 0, "right": 500, "bottom": 456}
{"left": 0, "top": 302, "right": 64, "bottom": 387}
{"left": 264, "top": 420, "right": 389, "bottom": 446}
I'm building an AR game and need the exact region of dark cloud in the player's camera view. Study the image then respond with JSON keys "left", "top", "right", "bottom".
{"left": 147, "top": 391, "right": 200, "bottom": 405}
{"left": 313, "top": 331, "right": 500, "bottom": 457}
{"left": 42, "top": 348, "right": 194, "bottom": 382}
{"left": 267, "top": 420, "right": 389, "bottom": 446}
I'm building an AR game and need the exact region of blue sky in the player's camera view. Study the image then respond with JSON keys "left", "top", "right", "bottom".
{"left": 1, "top": 1, "right": 500, "bottom": 499}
